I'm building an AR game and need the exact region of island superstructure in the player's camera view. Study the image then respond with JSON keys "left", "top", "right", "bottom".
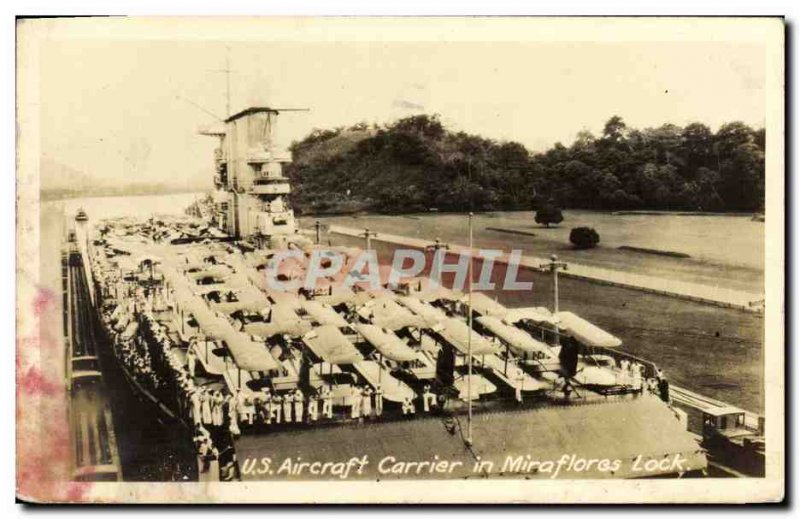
{"left": 199, "top": 107, "right": 297, "bottom": 247}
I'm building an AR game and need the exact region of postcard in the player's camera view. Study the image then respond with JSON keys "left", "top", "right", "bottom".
{"left": 15, "top": 16, "right": 784, "bottom": 503}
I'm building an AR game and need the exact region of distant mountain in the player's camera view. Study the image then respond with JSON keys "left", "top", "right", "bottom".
{"left": 39, "top": 156, "right": 209, "bottom": 201}
{"left": 40, "top": 156, "right": 109, "bottom": 192}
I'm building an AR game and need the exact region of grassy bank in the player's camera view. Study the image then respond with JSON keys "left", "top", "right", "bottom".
{"left": 304, "top": 210, "right": 764, "bottom": 294}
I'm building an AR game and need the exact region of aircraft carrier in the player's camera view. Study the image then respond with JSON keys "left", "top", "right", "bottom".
{"left": 58, "top": 106, "right": 765, "bottom": 482}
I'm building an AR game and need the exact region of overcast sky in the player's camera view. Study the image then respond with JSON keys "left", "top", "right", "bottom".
{"left": 34, "top": 20, "right": 767, "bottom": 187}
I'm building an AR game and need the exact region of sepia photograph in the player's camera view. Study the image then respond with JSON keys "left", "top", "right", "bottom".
{"left": 14, "top": 16, "right": 784, "bottom": 504}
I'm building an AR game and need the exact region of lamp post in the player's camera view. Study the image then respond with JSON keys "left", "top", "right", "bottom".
{"left": 361, "top": 228, "right": 378, "bottom": 251}
{"left": 539, "top": 255, "right": 568, "bottom": 343}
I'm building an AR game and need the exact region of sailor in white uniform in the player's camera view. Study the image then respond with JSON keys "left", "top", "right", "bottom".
{"left": 293, "top": 389, "right": 304, "bottom": 423}
{"left": 631, "top": 363, "right": 643, "bottom": 392}
{"left": 201, "top": 391, "right": 214, "bottom": 425}
{"left": 259, "top": 389, "right": 271, "bottom": 424}
{"left": 308, "top": 391, "right": 319, "bottom": 422}
{"left": 190, "top": 389, "right": 203, "bottom": 426}
{"left": 227, "top": 395, "right": 241, "bottom": 436}
{"left": 212, "top": 391, "right": 225, "bottom": 427}
{"left": 322, "top": 387, "right": 333, "bottom": 419}
{"left": 186, "top": 344, "right": 197, "bottom": 378}
{"left": 283, "top": 393, "right": 294, "bottom": 423}
{"left": 374, "top": 385, "right": 384, "bottom": 416}
{"left": 620, "top": 359, "right": 630, "bottom": 385}
{"left": 272, "top": 395, "right": 282, "bottom": 424}
{"left": 362, "top": 387, "right": 373, "bottom": 417}
{"left": 422, "top": 384, "right": 436, "bottom": 412}
{"left": 351, "top": 386, "right": 362, "bottom": 419}
{"left": 233, "top": 390, "right": 247, "bottom": 426}
{"left": 245, "top": 394, "right": 258, "bottom": 425}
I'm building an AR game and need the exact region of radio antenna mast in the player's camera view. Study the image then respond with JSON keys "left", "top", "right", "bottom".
{"left": 210, "top": 46, "right": 236, "bottom": 118}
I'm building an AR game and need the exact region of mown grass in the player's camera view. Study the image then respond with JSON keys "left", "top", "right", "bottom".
{"left": 304, "top": 211, "right": 764, "bottom": 294}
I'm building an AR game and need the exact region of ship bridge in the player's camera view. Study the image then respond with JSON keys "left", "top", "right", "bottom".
{"left": 200, "top": 106, "right": 307, "bottom": 247}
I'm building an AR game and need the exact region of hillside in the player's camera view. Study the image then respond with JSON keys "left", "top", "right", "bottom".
{"left": 39, "top": 156, "right": 209, "bottom": 201}
{"left": 285, "top": 115, "right": 765, "bottom": 216}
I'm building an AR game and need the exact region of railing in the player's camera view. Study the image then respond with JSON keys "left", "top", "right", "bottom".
{"left": 580, "top": 344, "right": 659, "bottom": 380}
{"left": 253, "top": 173, "right": 289, "bottom": 183}
{"left": 515, "top": 320, "right": 659, "bottom": 379}
{"left": 250, "top": 183, "right": 291, "bottom": 195}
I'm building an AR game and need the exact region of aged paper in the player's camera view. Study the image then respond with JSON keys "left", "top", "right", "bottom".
{"left": 16, "top": 16, "right": 784, "bottom": 503}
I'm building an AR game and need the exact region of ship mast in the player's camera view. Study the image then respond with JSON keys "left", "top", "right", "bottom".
{"left": 465, "top": 154, "right": 475, "bottom": 447}
{"left": 466, "top": 211, "right": 474, "bottom": 446}
{"left": 210, "top": 46, "right": 235, "bottom": 118}
{"left": 225, "top": 50, "right": 231, "bottom": 117}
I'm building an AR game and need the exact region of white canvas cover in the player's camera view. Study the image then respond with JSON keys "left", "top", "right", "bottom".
{"left": 476, "top": 315, "right": 554, "bottom": 357}
{"left": 303, "top": 325, "right": 363, "bottom": 364}
{"left": 355, "top": 323, "right": 418, "bottom": 362}
{"left": 556, "top": 311, "right": 622, "bottom": 348}
{"left": 438, "top": 318, "right": 499, "bottom": 356}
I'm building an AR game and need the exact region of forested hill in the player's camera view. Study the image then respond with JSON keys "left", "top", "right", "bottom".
{"left": 285, "top": 115, "right": 765, "bottom": 215}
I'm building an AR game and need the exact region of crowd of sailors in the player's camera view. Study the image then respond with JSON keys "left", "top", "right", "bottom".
{"left": 102, "top": 299, "right": 450, "bottom": 476}
{"left": 189, "top": 378, "right": 440, "bottom": 434}
{"left": 104, "top": 296, "right": 167, "bottom": 393}
{"left": 615, "top": 358, "right": 670, "bottom": 402}
{"left": 101, "top": 273, "right": 672, "bottom": 446}
{"left": 114, "top": 335, "right": 165, "bottom": 391}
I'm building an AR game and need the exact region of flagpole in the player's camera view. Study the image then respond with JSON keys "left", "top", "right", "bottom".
{"left": 467, "top": 211, "right": 474, "bottom": 446}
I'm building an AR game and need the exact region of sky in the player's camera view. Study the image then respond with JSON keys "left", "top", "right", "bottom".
{"left": 33, "top": 20, "right": 768, "bottom": 189}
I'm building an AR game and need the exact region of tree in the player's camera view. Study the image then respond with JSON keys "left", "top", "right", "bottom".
{"left": 535, "top": 205, "right": 564, "bottom": 227}
{"left": 572, "top": 129, "right": 596, "bottom": 151}
{"left": 716, "top": 121, "right": 755, "bottom": 154}
{"left": 602, "top": 116, "right": 627, "bottom": 144}
{"left": 286, "top": 113, "right": 765, "bottom": 215}
{"left": 752, "top": 128, "right": 766, "bottom": 150}
{"left": 682, "top": 122, "right": 714, "bottom": 172}
{"left": 645, "top": 124, "right": 683, "bottom": 165}
{"left": 391, "top": 114, "right": 445, "bottom": 140}
{"left": 570, "top": 227, "right": 600, "bottom": 249}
